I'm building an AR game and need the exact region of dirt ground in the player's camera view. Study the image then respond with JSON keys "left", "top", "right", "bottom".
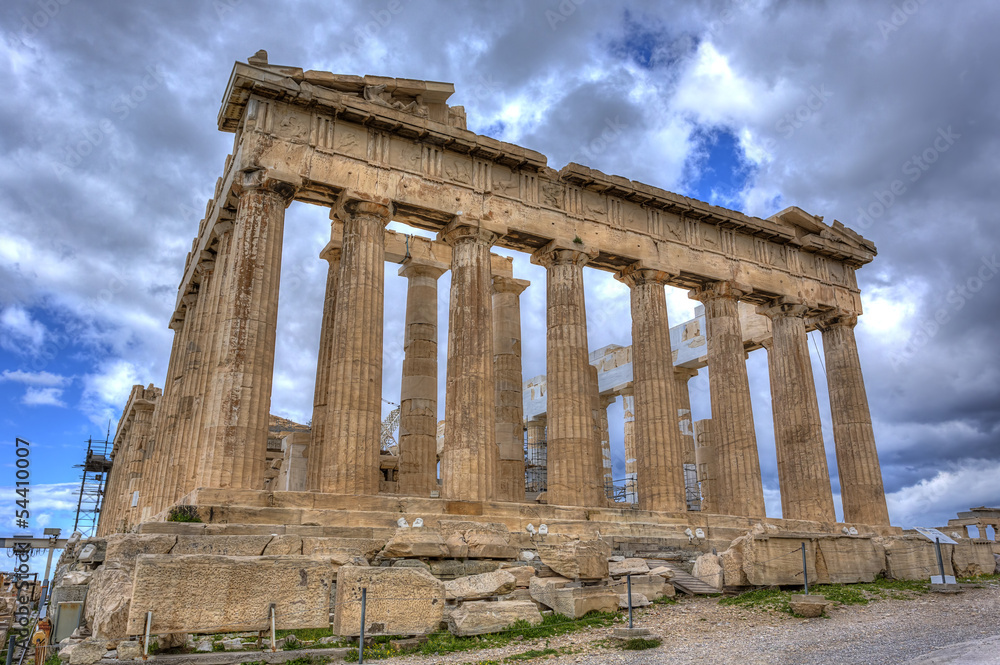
{"left": 390, "top": 584, "right": 1000, "bottom": 665}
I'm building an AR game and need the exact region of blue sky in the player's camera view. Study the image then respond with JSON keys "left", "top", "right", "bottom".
{"left": 2, "top": 0, "right": 999, "bottom": 544}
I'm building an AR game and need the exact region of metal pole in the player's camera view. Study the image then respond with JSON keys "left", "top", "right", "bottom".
{"left": 626, "top": 574, "right": 633, "bottom": 629}
{"left": 358, "top": 588, "right": 367, "bottom": 665}
{"left": 269, "top": 604, "right": 276, "bottom": 652}
{"left": 142, "top": 611, "right": 152, "bottom": 660}
{"left": 43, "top": 545, "right": 56, "bottom": 584}
{"left": 934, "top": 538, "right": 946, "bottom": 583}
{"left": 801, "top": 542, "right": 809, "bottom": 595}
{"left": 6, "top": 635, "right": 16, "bottom": 665}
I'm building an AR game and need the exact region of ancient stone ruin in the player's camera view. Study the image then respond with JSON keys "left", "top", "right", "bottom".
{"left": 52, "top": 52, "right": 996, "bottom": 656}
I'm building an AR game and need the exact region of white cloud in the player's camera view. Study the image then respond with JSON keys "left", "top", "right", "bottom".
{"left": 0, "top": 369, "right": 71, "bottom": 387}
{"left": 0, "top": 305, "right": 47, "bottom": 354}
{"left": 80, "top": 359, "right": 141, "bottom": 426}
{"left": 886, "top": 460, "right": 1000, "bottom": 529}
{"left": 21, "top": 386, "right": 66, "bottom": 407}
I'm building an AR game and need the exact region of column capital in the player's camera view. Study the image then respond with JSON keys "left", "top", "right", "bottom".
{"left": 674, "top": 366, "right": 700, "bottom": 381}
{"left": 756, "top": 296, "right": 810, "bottom": 320}
{"left": 530, "top": 238, "right": 598, "bottom": 268}
{"left": 688, "top": 280, "right": 751, "bottom": 303}
{"left": 440, "top": 215, "right": 506, "bottom": 247}
{"left": 319, "top": 244, "right": 342, "bottom": 263}
{"left": 813, "top": 309, "right": 859, "bottom": 331}
{"left": 492, "top": 275, "right": 529, "bottom": 296}
{"left": 399, "top": 256, "right": 448, "bottom": 279}
{"left": 236, "top": 168, "right": 300, "bottom": 203}
{"left": 343, "top": 198, "right": 392, "bottom": 222}
{"left": 615, "top": 262, "right": 676, "bottom": 288}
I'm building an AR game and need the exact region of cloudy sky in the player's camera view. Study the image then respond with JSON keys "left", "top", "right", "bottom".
{"left": 1, "top": 0, "right": 998, "bottom": 541}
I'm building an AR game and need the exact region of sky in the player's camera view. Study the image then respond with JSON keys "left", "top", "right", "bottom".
{"left": 1, "top": 0, "right": 998, "bottom": 545}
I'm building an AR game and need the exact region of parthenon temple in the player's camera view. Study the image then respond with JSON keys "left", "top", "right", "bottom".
{"left": 68, "top": 53, "right": 999, "bottom": 644}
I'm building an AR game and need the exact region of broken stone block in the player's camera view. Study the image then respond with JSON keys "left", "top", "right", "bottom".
{"left": 380, "top": 528, "right": 449, "bottom": 558}
{"left": 104, "top": 534, "right": 177, "bottom": 570}
{"left": 332, "top": 565, "right": 444, "bottom": 636}
{"left": 429, "top": 559, "right": 501, "bottom": 578}
{"left": 535, "top": 538, "right": 611, "bottom": 580}
{"left": 502, "top": 565, "right": 536, "bottom": 588}
{"left": 84, "top": 566, "right": 133, "bottom": 639}
{"left": 222, "top": 638, "right": 245, "bottom": 651}
{"left": 116, "top": 641, "right": 142, "bottom": 661}
{"left": 788, "top": 594, "right": 831, "bottom": 618}
{"left": 610, "top": 575, "right": 667, "bottom": 600}
{"left": 171, "top": 535, "right": 273, "bottom": 556}
{"left": 68, "top": 641, "right": 106, "bottom": 665}
{"left": 691, "top": 553, "right": 723, "bottom": 590}
{"left": 464, "top": 524, "right": 516, "bottom": 559}
{"left": 444, "top": 533, "right": 469, "bottom": 558}
{"left": 447, "top": 601, "right": 543, "bottom": 636}
{"left": 262, "top": 535, "right": 303, "bottom": 555}
{"left": 609, "top": 558, "right": 649, "bottom": 577}
{"left": 299, "top": 537, "right": 383, "bottom": 562}
{"left": 648, "top": 566, "right": 675, "bottom": 580}
{"left": 444, "top": 570, "right": 516, "bottom": 600}
{"left": 528, "top": 577, "right": 618, "bottom": 618}
{"left": 194, "top": 639, "right": 213, "bottom": 652}
{"left": 62, "top": 571, "right": 92, "bottom": 586}
{"left": 618, "top": 592, "right": 650, "bottom": 609}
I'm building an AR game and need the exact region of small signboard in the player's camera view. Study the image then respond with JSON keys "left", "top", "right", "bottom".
{"left": 913, "top": 527, "right": 957, "bottom": 545}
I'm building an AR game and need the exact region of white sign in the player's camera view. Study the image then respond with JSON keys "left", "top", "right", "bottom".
{"left": 913, "top": 527, "right": 957, "bottom": 545}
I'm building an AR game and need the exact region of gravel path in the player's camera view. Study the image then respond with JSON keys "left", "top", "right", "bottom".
{"left": 390, "top": 584, "right": 1000, "bottom": 665}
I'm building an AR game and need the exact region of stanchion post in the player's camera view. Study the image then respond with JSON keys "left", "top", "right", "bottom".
{"left": 801, "top": 542, "right": 809, "bottom": 595}
{"left": 6, "top": 635, "right": 16, "bottom": 665}
{"left": 142, "top": 611, "right": 152, "bottom": 661}
{"left": 358, "top": 587, "right": 367, "bottom": 664}
{"left": 269, "top": 603, "right": 276, "bottom": 652}
{"left": 626, "top": 574, "right": 633, "bottom": 629}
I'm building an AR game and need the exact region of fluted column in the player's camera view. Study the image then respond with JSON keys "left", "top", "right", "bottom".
{"left": 493, "top": 274, "right": 530, "bottom": 502}
{"left": 690, "top": 281, "right": 766, "bottom": 518}
{"left": 759, "top": 298, "right": 835, "bottom": 523}
{"left": 693, "top": 418, "right": 715, "bottom": 513}
{"left": 306, "top": 236, "right": 342, "bottom": 491}
{"left": 441, "top": 220, "right": 502, "bottom": 502}
{"left": 531, "top": 242, "right": 605, "bottom": 507}
{"left": 816, "top": 310, "right": 890, "bottom": 525}
{"left": 586, "top": 365, "right": 610, "bottom": 500}
{"left": 199, "top": 170, "right": 296, "bottom": 490}
{"left": 598, "top": 394, "right": 615, "bottom": 496}
{"left": 619, "top": 264, "right": 686, "bottom": 513}
{"left": 396, "top": 259, "right": 447, "bottom": 497}
{"left": 674, "top": 367, "right": 699, "bottom": 465}
{"left": 622, "top": 392, "right": 636, "bottom": 504}
{"left": 322, "top": 199, "right": 392, "bottom": 495}
{"left": 525, "top": 417, "right": 547, "bottom": 493}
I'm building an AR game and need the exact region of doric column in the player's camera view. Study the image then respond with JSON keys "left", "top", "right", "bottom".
{"left": 321, "top": 199, "right": 392, "bottom": 495}
{"left": 675, "top": 367, "right": 700, "bottom": 510}
{"left": 815, "top": 310, "right": 890, "bottom": 525}
{"left": 693, "top": 419, "right": 715, "bottom": 513}
{"left": 598, "top": 393, "right": 615, "bottom": 497}
{"left": 690, "top": 281, "right": 766, "bottom": 518}
{"left": 199, "top": 170, "right": 296, "bottom": 491}
{"left": 622, "top": 392, "right": 636, "bottom": 504}
{"left": 396, "top": 258, "right": 447, "bottom": 497}
{"left": 759, "top": 298, "right": 835, "bottom": 523}
{"left": 619, "top": 264, "right": 687, "bottom": 513}
{"left": 586, "top": 365, "right": 610, "bottom": 501}
{"left": 441, "top": 219, "right": 503, "bottom": 502}
{"left": 531, "top": 242, "right": 605, "bottom": 508}
{"left": 306, "top": 236, "right": 342, "bottom": 491}
{"left": 493, "top": 274, "right": 530, "bottom": 502}
{"left": 525, "top": 417, "right": 547, "bottom": 494}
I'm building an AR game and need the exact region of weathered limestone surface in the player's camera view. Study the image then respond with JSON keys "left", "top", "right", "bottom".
{"left": 815, "top": 537, "right": 886, "bottom": 583}
{"left": 528, "top": 577, "right": 618, "bottom": 618}
{"left": 306, "top": 242, "right": 341, "bottom": 491}
{"left": 444, "top": 569, "right": 516, "bottom": 600}
{"left": 397, "top": 258, "right": 447, "bottom": 497}
{"left": 84, "top": 567, "right": 132, "bottom": 639}
{"left": 816, "top": 312, "right": 891, "bottom": 526}
{"left": 170, "top": 535, "right": 273, "bottom": 556}
{"left": 126, "top": 554, "right": 335, "bottom": 634}
{"left": 885, "top": 539, "right": 955, "bottom": 580}
{"left": 447, "top": 600, "right": 542, "bottom": 636}
{"left": 493, "top": 272, "right": 529, "bottom": 502}
{"left": 532, "top": 242, "right": 605, "bottom": 508}
{"left": 381, "top": 527, "right": 449, "bottom": 559}
{"left": 610, "top": 574, "right": 668, "bottom": 600}
{"left": 200, "top": 171, "right": 295, "bottom": 492}
{"left": 693, "top": 419, "right": 715, "bottom": 514}
{"left": 322, "top": 200, "right": 391, "bottom": 494}
{"left": 333, "top": 565, "right": 444, "bottom": 636}
{"left": 619, "top": 265, "right": 686, "bottom": 512}
{"left": 690, "top": 281, "right": 766, "bottom": 518}
{"left": 442, "top": 221, "right": 501, "bottom": 501}
{"left": 760, "top": 299, "right": 835, "bottom": 523}
{"left": 535, "top": 537, "right": 610, "bottom": 580}
{"left": 789, "top": 594, "right": 831, "bottom": 618}
{"left": 300, "top": 537, "right": 383, "bottom": 562}
{"left": 691, "top": 553, "right": 723, "bottom": 590}
{"left": 608, "top": 558, "right": 649, "bottom": 577}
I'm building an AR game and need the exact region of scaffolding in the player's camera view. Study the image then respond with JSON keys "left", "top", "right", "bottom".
{"left": 72, "top": 435, "right": 113, "bottom": 537}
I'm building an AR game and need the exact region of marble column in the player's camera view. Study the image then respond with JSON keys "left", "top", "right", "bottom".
{"left": 200, "top": 171, "right": 295, "bottom": 491}
{"left": 675, "top": 367, "right": 700, "bottom": 510}
{"left": 493, "top": 274, "right": 530, "bottom": 502}
{"left": 441, "top": 220, "right": 501, "bottom": 502}
{"left": 321, "top": 199, "right": 392, "bottom": 495}
{"left": 306, "top": 239, "right": 342, "bottom": 491}
{"left": 525, "top": 417, "right": 547, "bottom": 493}
{"left": 122, "top": 389, "right": 159, "bottom": 530}
{"left": 759, "top": 298, "right": 835, "bottom": 523}
{"left": 619, "top": 264, "right": 687, "bottom": 513}
{"left": 396, "top": 258, "right": 447, "bottom": 497}
{"left": 598, "top": 394, "right": 615, "bottom": 497}
{"left": 816, "top": 310, "right": 890, "bottom": 525}
{"left": 690, "top": 281, "right": 766, "bottom": 518}
{"left": 622, "top": 392, "right": 636, "bottom": 504}
{"left": 586, "top": 365, "right": 610, "bottom": 501}
{"left": 531, "top": 242, "right": 605, "bottom": 508}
